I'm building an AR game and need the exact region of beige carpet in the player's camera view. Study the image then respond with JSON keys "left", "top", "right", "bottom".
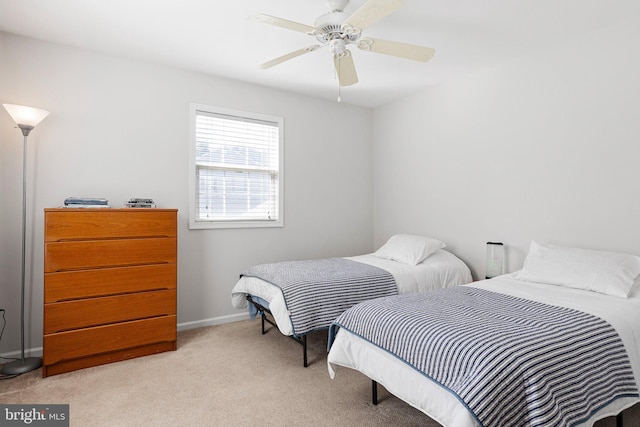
{"left": 1, "top": 319, "right": 638, "bottom": 426}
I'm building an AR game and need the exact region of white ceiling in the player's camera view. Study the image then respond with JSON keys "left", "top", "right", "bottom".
{"left": 0, "top": 0, "right": 637, "bottom": 108}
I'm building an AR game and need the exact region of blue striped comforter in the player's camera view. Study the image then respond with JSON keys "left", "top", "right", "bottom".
{"left": 329, "top": 287, "right": 638, "bottom": 427}
{"left": 241, "top": 257, "right": 397, "bottom": 336}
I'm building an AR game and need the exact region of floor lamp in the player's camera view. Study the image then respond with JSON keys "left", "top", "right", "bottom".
{"left": 2, "top": 103, "right": 50, "bottom": 375}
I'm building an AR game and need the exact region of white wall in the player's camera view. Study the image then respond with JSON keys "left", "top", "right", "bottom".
{"left": 373, "top": 17, "right": 640, "bottom": 280}
{"left": 0, "top": 33, "right": 374, "bottom": 355}
{"left": 5, "top": 14, "right": 639, "bottom": 357}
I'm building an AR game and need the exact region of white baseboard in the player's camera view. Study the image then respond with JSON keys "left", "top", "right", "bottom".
{"left": 0, "top": 313, "right": 252, "bottom": 361}
{"left": 177, "top": 312, "right": 251, "bottom": 332}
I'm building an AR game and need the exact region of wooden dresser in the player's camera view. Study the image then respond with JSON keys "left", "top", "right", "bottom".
{"left": 43, "top": 208, "right": 177, "bottom": 377}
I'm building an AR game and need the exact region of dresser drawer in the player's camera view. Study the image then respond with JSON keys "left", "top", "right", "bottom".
{"left": 45, "top": 210, "right": 177, "bottom": 241}
{"left": 44, "top": 264, "right": 176, "bottom": 302}
{"left": 44, "top": 289, "right": 176, "bottom": 334}
{"left": 44, "top": 237, "right": 177, "bottom": 272}
{"left": 44, "top": 315, "right": 176, "bottom": 366}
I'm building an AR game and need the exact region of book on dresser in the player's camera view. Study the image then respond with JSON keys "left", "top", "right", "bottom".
{"left": 43, "top": 208, "right": 178, "bottom": 377}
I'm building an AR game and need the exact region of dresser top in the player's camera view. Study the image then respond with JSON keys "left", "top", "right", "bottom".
{"left": 45, "top": 208, "right": 178, "bottom": 212}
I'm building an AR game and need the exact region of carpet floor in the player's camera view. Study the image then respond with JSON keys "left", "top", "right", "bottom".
{"left": 1, "top": 319, "right": 638, "bottom": 426}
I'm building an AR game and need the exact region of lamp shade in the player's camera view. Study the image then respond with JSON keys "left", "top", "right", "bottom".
{"left": 3, "top": 104, "right": 50, "bottom": 127}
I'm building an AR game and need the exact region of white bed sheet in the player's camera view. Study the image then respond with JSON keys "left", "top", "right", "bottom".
{"left": 231, "top": 249, "right": 472, "bottom": 336}
{"left": 327, "top": 273, "right": 640, "bottom": 427}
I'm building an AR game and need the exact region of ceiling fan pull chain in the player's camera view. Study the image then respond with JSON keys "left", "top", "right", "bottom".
{"left": 336, "top": 55, "right": 342, "bottom": 102}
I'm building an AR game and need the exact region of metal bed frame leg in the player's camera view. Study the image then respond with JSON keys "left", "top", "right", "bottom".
{"left": 302, "top": 334, "right": 308, "bottom": 368}
{"left": 249, "top": 296, "right": 312, "bottom": 367}
{"left": 616, "top": 412, "right": 623, "bottom": 427}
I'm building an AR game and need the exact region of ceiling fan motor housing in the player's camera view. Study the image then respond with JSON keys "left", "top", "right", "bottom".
{"left": 314, "top": 10, "right": 361, "bottom": 46}
{"left": 314, "top": 11, "right": 350, "bottom": 33}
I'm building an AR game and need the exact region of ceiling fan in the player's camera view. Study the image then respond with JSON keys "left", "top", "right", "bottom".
{"left": 250, "top": 0, "right": 435, "bottom": 87}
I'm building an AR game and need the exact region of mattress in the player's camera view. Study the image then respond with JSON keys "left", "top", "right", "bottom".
{"left": 327, "top": 273, "right": 640, "bottom": 426}
{"left": 231, "top": 249, "right": 472, "bottom": 336}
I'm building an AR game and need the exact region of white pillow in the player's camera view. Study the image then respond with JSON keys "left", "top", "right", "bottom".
{"left": 374, "top": 234, "right": 446, "bottom": 266}
{"left": 515, "top": 241, "right": 640, "bottom": 298}
{"left": 627, "top": 275, "right": 640, "bottom": 299}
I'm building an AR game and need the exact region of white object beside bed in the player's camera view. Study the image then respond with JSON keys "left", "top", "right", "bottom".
{"left": 327, "top": 273, "right": 640, "bottom": 427}
{"left": 231, "top": 248, "right": 472, "bottom": 336}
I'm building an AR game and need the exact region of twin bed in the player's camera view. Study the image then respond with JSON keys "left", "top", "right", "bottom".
{"left": 328, "top": 241, "right": 640, "bottom": 426}
{"left": 232, "top": 234, "right": 473, "bottom": 366}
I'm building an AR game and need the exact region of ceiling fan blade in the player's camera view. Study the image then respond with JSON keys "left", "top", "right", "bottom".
{"left": 357, "top": 37, "right": 435, "bottom": 62}
{"left": 260, "top": 46, "right": 320, "bottom": 69}
{"left": 334, "top": 50, "right": 358, "bottom": 87}
{"left": 342, "top": 0, "right": 404, "bottom": 31}
{"left": 249, "top": 14, "right": 318, "bottom": 35}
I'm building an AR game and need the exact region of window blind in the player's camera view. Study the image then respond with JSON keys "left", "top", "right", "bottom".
{"left": 194, "top": 109, "right": 281, "bottom": 223}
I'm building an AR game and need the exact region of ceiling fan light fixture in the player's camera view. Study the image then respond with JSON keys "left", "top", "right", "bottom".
{"left": 329, "top": 39, "right": 346, "bottom": 56}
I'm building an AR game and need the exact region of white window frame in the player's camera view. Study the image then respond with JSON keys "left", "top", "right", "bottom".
{"left": 189, "top": 103, "right": 284, "bottom": 229}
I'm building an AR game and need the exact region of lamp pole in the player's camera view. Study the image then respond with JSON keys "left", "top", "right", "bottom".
{"left": 2, "top": 104, "right": 49, "bottom": 376}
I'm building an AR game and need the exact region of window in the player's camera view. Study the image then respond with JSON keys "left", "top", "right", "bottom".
{"left": 189, "top": 104, "right": 284, "bottom": 229}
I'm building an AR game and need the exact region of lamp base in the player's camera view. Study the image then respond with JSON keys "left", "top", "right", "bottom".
{"left": 1, "top": 357, "right": 42, "bottom": 376}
